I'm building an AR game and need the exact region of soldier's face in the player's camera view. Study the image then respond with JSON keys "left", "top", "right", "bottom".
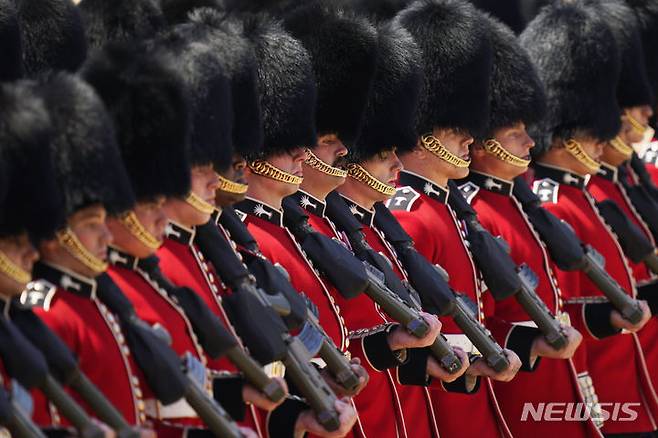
{"left": 0, "top": 233, "right": 38, "bottom": 295}
{"left": 570, "top": 135, "right": 605, "bottom": 175}
{"left": 165, "top": 164, "right": 220, "bottom": 227}
{"left": 431, "top": 127, "right": 473, "bottom": 180}
{"left": 360, "top": 148, "right": 403, "bottom": 202}
{"left": 107, "top": 197, "right": 167, "bottom": 258}
{"left": 216, "top": 154, "right": 248, "bottom": 207}
{"left": 302, "top": 134, "right": 349, "bottom": 188}
{"left": 483, "top": 123, "right": 534, "bottom": 179}
{"left": 625, "top": 105, "right": 653, "bottom": 144}
{"left": 248, "top": 147, "right": 308, "bottom": 199}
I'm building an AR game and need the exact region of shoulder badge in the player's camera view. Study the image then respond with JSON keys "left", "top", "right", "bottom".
{"left": 386, "top": 186, "right": 420, "bottom": 212}
{"left": 234, "top": 209, "right": 248, "bottom": 222}
{"left": 20, "top": 279, "right": 57, "bottom": 311}
{"left": 458, "top": 182, "right": 480, "bottom": 204}
{"left": 532, "top": 178, "right": 560, "bottom": 204}
{"left": 641, "top": 141, "right": 658, "bottom": 166}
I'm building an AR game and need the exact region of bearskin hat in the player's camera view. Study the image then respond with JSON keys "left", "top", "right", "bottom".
{"left": 150, "top": 25, "right": 234, "bottom": 172}
{"left": 350, "top": 21, "right": 422, "bottom": 163}
{"left": 79, "top": 0, "right": 166, "bottom": 49}
{"left": 520, "top": 1, "right": 621, "bottom": 155}
{"left": 626, "top": 0, "right": 658, "bottom": 102}
{"left": 481, "top": 13, "right": 546, "bottom": 138}
{"left": 187, "top": 9, "right": 264, "bottom": 159}
{"left": 0, "top": 81, "right": 62, "bottom": 241}
{"left": 81, "top": 44, "right": 191, "bottom": 202}
{"left": 17, "top": 0, "right": 87, "bottom": 75}
{"left": 395, "top": 0, "right": 494, "bottom": 139}
{"left": 590, "top": 0, "right": 653, "bottom": 107}
{"left": 469, "top": 0, "right": 529, "bottom": 34}
{"left": 38, "top": 73, "right": 135, "bottom": 221}
{"left": 283, "top": 1, "right": 378, "bottom": 146}
{"left": 350, "top": 0, "right": 412, "bottom": 21}
{"left": 0, "top": 0, "right": 23, "bottom": 81}
{"left": 242, "top": 14, "right": 317, "bottom": 159}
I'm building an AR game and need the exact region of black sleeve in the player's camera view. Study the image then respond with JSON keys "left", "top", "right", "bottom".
{"left": 505, "top": 325, "right": 542, "bottom": 372}
{"left": 267, "top": 397, "right": 308, "bottom": 438}
{"left": 362, "top": 324, "right": 407, "bottom": 370}
{"left": 397, "top": 347, "right": 431, "bottom": 386}
{"left": 583, "top": 302, "right": 622, "bottom": 339}
{"left": 637, "top": 281, "right": 658, "bottom": 316}
{"left": 212, "top": 375, "right": 246, "bottom": 421}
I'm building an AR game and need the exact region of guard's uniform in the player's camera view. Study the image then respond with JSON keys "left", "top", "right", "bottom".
{"left": 288, "top": 190, "right": 421, "bottom": 438}
{"left": 532, "top": 163, "right": 658, "bottom": 434}
{"left": 639, "top": 141, "right": 658, "bottom": 185}
{"left": 338, "top": 194, "right": 442, "bottom": 438}
{"left": 389, "top": 171, "right": 513, "bottom": 438}
{"left": 156, "top": 222, "right": 263, "bottom": 435}
{"left": 459, "top": 170, "right": 601, "bottom": 437}
{"left": 28, "top": 262, "right": 147, "bottom": 429}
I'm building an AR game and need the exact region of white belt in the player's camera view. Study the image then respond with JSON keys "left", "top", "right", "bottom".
{"left": 512, "top": 311, "right": 572, "bottom": 328}
{"left": 444, "top": 334, "right": 479, "bottom": 355}
{"left": 511, "top": 320, "right": 538, "bottom": 328}
{"left": 144, "top": 397, "right": 198, "bottom": 420}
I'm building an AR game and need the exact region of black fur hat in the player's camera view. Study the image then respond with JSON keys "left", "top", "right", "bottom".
{"left": 187, "top": 9, "right": 264, "bottom": 159}
{"left": 350, "top": 0, "right": 412, "bottom": 21}
{"left": 283, "top": 1, "right": 378, "bottom": 146}
{"left": 520, "top": 1, "right": 621, "bottom": 155}
{"left": 0, "top": 0, "right": 24, "bottom": 81}
{"left": 626, "top": 0, "right": 658, "bottom": 103}
{"left": 395, "top": 0, "right": 494, "bottom": 139}
{"left": 17, "top": 0, "right": 87, "bottom": 75}
{"left": 481, "top": 13, "right": 546, "bottom": 138}
{"left": 39, "top": 73, "right": 135, "bottom": 221}
{"left": 79, "top": 0, "right": 166, "bottom": 49}
{"left": 591, "top": 0, "right": 653, "bottom": 107}
{"left": 150, "top": 24, "right": 234, "bottom": 172}
{"left": 350, "top": 21, "right": 422, "bottom": 163}
{"left": 81, "top": 44, "right": 192, "bottom": 202}
{"left": 242, "top": 14, "right": 317, "bottom": 159}
{"left": 0, "top": 80, "right": 62, "bottom": 241}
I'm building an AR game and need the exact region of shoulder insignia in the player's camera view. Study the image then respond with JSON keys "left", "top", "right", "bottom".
{"left": 458, "top": 182, "right": 480, "bottom": 204}
{"left": 532, "top": 178, "right": 560, "bottom": 204}
{"left": 20, "top": 280, "right": 57, "bottom": 311}
{"left": 234, "top": 209, "right": 248, "bottom": 222}
{"left": 386, "top": 186, "right": 420, "bottom": 212}
{"left": 641, "top": 141, "right": 658, "bottom": 166}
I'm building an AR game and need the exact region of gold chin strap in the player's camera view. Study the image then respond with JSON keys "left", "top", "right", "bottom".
{"left": 0, "top": 250, "right": 31, "bottom": 286}
{"left": 420, "top": 134, "right": 470, "bottom": 168}
{"left": 304, "top": 148, "right": 348, "bottom": 178}
{"left": 218, "top": 174, "right": 248, "bottom": 195}
{"left": 56, "top": 228, "right": 108, "bottom": 274}
{"left": 248, "top": 160, "right": 304, "bottom": 185}
{"left": 185, "top": 192, "right": 215, "bottom": 215}
{"left": 346, "top": 163, "right": 396, "bottom": 196}
{"left": 563, "top": 139, "right": 601, "bottom": 173}
{"left": 119, "top": 211, "right": 162, "bottom": 250}
{"left": 483, "top": 139, "right": 531, "bottom": 168}
{"left": 609, "top": 136, "right": 634, "bottom": 159}
{"left": 625, "top": 111, "right": 647, "bottom": 136}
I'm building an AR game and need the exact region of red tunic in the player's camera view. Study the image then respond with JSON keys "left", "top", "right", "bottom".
{"left": 460, "top": 170, "right": 600, "bottom": 437}
{"left": 532, "top": 163, "right": 658, "bottom": 434}
{"left": 389, "top": 171, "right": 512, "bottom": 438}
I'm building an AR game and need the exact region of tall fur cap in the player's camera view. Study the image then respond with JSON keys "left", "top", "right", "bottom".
{"left": 81, "top": 44, "right": 192, "bottom": 201}
{"left": 395, "top": 0, "right": 494, "bottom": 138}
{"left": 283, "top": 1, "right": 378, "bottom": 146}
{"left": 350, "top": 21, "right": 423, "bottom": 162}
{"left": 626, "top": 0, "right": 658, "bottom": 101}
{"left": 520, "top": 1, "right": 621, "bottom": 155}
{"left": 0, "top": 0, "right": 24, "bottom": 81}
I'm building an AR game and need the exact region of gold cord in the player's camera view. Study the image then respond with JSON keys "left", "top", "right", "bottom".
{"left": 218, "top": 174, "right": 248, "bottom": 195}
{"left": 304, "top": 149, "right": 348, "bottom": 178}
{"left": 185, "top": 192, "right": 215, "bottom": 215}
{"left": 563, "top": 139, "right": 601, "bottom": 173}
{"left": 56, "top": 228, "right": 108, "bottom": 274}
{"left": 483, "top": 139, "right": 531, "bottom": 168}
{"left": 346, "top": 163, "right": 396, "bottom": 196}
{"left": 0, "top": 250, "right": 31, "bottom": 286}
{"left": 608, "top": 136, "right": 634, "bottom": 159}
{"left": 248, "top": 160, "right": 304, "bottom": 185}
{"left": 420, "top": 134, "right": 470, "bottom": 168}
{"left": 119, "top": 211, "right": 162, "bottom": 250}
{"left": 625, "top": 111, "right": 647, "bottom": 136}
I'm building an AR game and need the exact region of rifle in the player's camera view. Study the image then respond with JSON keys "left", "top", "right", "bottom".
{"left": 196, "top": 217, "right": 342, "bottom": 430}
{"left": 322, "top": 193, "right": 463, "bottom": 374}
{"left": 512, "top": 177, "right": 645, "bottom": 324}
{"left": 0, "top": 383, "right": 47, "bottom": 438}
{"left": 448, "top": 181, "right": 568, "bottom": 349}
{"left": 372, "top": 202, "right": 510, "bottom": 372}
{"left": 618, "top": 159, "right": 658, "bottom": 244}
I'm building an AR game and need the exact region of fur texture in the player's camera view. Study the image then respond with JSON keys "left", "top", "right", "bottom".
{"left": 242, "top": 13, "right": 317, "bottom": 159}
{"left": 283, "top": 1, "right": 378, "bottom": 146}
{"left": 17, "top": 0, "right": 87, "bottom": 75}
{"left": 350, "top": 0, "right": 412, "bottom": 22}
{"left": 395, "top": 0, "right": 493, "bottom": 138}
{"left": 350, "top": 21, "right": 422, "bottom": 162}
{"left": 81, "top": 44, "right": 192, "bottom": 201}
{"left": 520, "top": 1, "right": 621, "bottom": 155}
{"left": 0, "top": 0, "right": 23, "bottom": 81}
{"left": 626, "top": 0, "right": 658, "bottom": 102}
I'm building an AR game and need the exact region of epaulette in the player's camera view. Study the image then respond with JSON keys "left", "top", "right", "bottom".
{"left": 386, "top": 186, "right": 420, "bottom": 212}
{"left": 641, "top": 141, "right": 658, "bottom": 166}
{"left": 532, "top": 178, "right": 560, "bottom": 204}
{"left": 19, "top": 279, "right": 57, "bottom": 311}
{"left": 458, "top": 182, "right": 480, "bottom": 204}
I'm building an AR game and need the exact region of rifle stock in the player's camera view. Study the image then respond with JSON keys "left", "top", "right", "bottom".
{"left": 183, "top": 376, "right": 243, "bottom": 438}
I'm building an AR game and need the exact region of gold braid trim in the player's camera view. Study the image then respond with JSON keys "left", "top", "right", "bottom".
{"left": 218, "top": 174, "right": 248, "bottom": 195}
{"left": 248, "top": 160, "right": 303, "bottom": 185}
{"left": 185, "top": 192, "right": 215, "bottom": 215}
{"left": 609, "top": 136, "right": 634, "bottom": 158}
{"left": 0, "top": 250, "right": 31, "bottom": 285}
{"left": 304, "top": 149, "right": 348, "bottom": 178}
{"left": 119, "top": 211, "right": 162, "bottom": 250}
{"left": 483, "top": 139, "right": 531, "bottom": 168}
{"left": 563, "top": 139, "right": 601, "bottom": 173}
{"left": 625, "top": 111, "right": 647, "bottom": 136}
{"left": 56, "top": 228, "right": 108, "bottom": 274}
{"left": 346, "top": 163, "right": 396, "bottom": 196}
{"left": 420, "top": 134, "right": 470, "bottom": 168}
